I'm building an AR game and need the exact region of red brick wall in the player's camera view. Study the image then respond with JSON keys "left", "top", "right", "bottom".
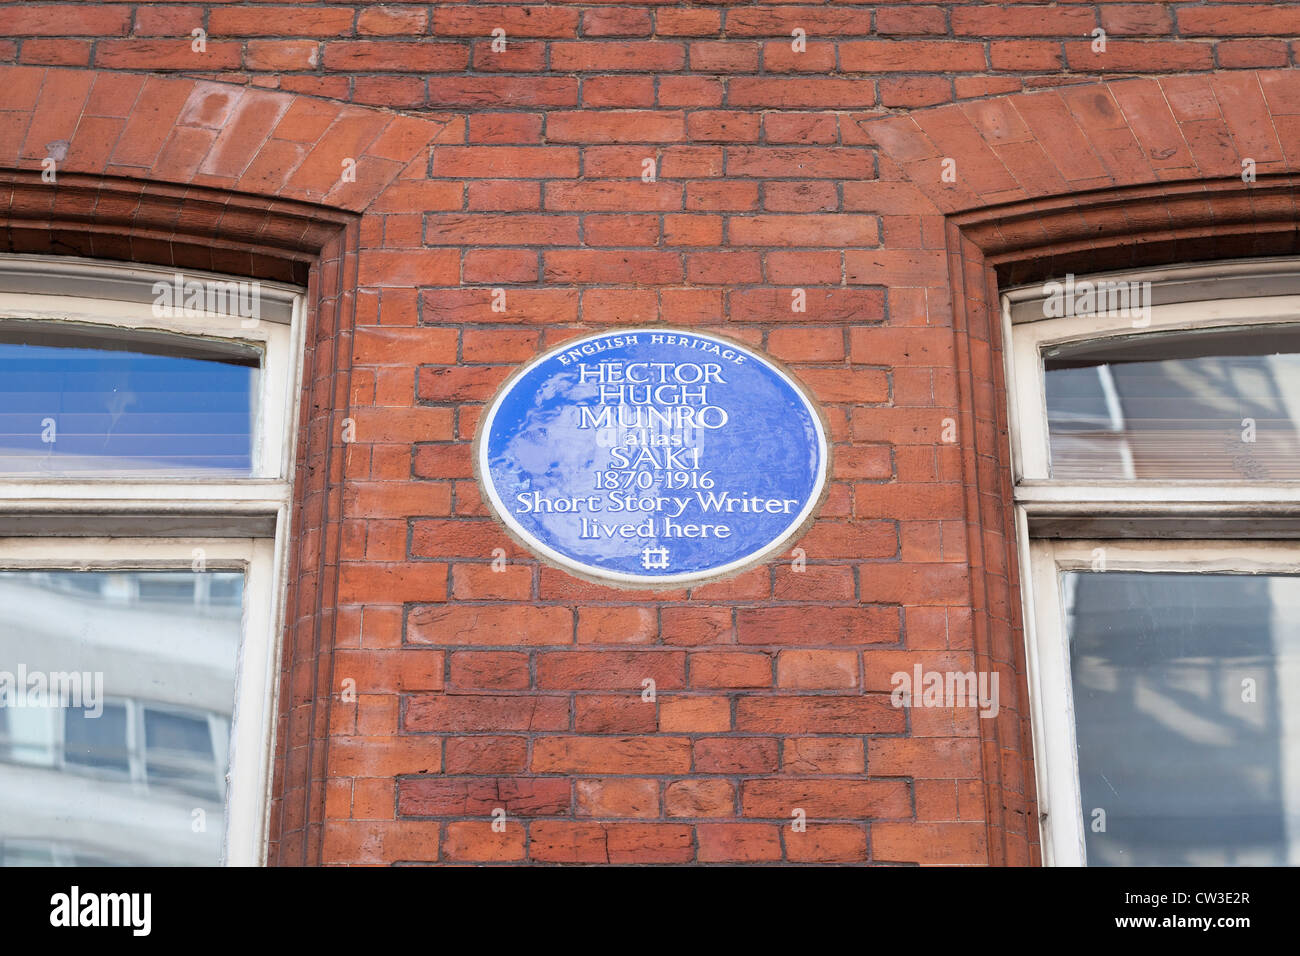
{"left": 4, "top": 3, "right": 1300, "bottom": 865}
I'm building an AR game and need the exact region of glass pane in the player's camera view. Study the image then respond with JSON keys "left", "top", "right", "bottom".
{"left": 1065, "top": 570, "right": 1300, "bottom": 865}
{"left": 0, "top": 568, "right": 243, "bottom": 866}
{"left": 144, "top": 708, "right": 220, "bottom": 800}
{"left": 0, "top": 324, "right": 259, "bottom": 476}
{"left": 64, "top": 702, "right": 130, "bottom": 775}
{"left": 1045, "top": 326, "right": 1300, "bottom": 480}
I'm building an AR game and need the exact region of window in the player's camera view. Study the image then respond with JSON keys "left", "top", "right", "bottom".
{"left": 1004, "top": 259, "right": 1300, "bottom": 867}
{"left": 0, "top": 256, "right": 303, "bottom": 867}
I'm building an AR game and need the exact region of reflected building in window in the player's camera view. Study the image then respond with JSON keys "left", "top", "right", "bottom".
{"left": 1045, "top": 326, "right": 1300, "bottom": 481}
{"left": 0, "top": 569, "right": 241, "bottom": 866}
{"left": 1065, "top": 571, "right": 1300, "bottom": 865}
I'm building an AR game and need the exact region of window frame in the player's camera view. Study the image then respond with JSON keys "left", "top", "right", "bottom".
{"left": 1002, "top": 257, "right": 1300, "bottom": 867}
{"left": 1025, "top": 537, "right": 1300, "bottom": 866}
{"left": 0, "top": 255, "right": 304, "bottom": 867}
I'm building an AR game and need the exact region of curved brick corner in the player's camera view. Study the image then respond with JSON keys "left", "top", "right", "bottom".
{"left": 863, "top": 71, "right": 1300, "bottom": 215}
{"left": 0, "top": 65, "right": 452, "bottom": 211}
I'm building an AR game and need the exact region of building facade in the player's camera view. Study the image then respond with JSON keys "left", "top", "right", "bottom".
{"left": 1, "top": 1, "right": 1299, "bottom": 866}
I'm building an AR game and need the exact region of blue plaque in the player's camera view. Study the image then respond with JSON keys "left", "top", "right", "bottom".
{"left": 476, "top": 328, "right": 828, "bottom": 586}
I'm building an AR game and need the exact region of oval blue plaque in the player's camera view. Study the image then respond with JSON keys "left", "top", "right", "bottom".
{"left": 477, "top": 328, "right": 828, "bottom": 586}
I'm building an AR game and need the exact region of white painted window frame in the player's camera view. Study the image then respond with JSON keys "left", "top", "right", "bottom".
{"left": 0, "top": 255, "right": 305, "bottom": 867}
{"left": 1026, "top": 537, "right": 1300, "bottom": 866}
{"left": 1002, "top": 257, "right": 1300, "bottom": 867}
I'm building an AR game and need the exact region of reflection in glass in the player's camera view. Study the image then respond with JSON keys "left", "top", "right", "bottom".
{"left": 0, "top": 570, "right": 242, "bottom": 866}
{"left": 1065, "top": 570, "right": 1300, "bottom": 865}
{"left": 1045, "top": 326, "right": 1300, "bottom": 480}
{"left": 0, "top": 324, "right": 259, "bottom": 475}
{"left": 64, "top": 703, "right": 130, "bottom": 775}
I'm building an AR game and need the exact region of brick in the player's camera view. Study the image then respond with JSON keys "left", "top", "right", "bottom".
{"left": 872, "top": 822, "right": 986, "bottom": 865}
{"left": 444, "top": 737, "right": 529, "bottom": 774}
{"left": 322, "top": 821, "right": 438, "bottom": 864}
{"left": 787, "top": 824, "right": 870, "bottom": 862}
{"left": 434, "top": 146, "right": 579, "bottom": 178}
{"left": 694, "top": 738, "right": 779, "bottom": 774}
{"left": 1, "top": 5, "right": 131, "bottom": 36}
{"left": 577, "top": 606, "right": 658, "bottom": 644}
{"left": 736, "top": 696, "right": 904, "bottom": 734}
{"left": 581, "top": 9, "right": 653, "bottom": 37}
{"left": 245, "top": 41, "right": 319, "bottom": 72}
{"left": 96, "top": 39, "right": 241, "bottom": 71}
{"left": 742, "top": 779, "right": 910, "bottom": 818}
{"left": 323, "top": 42, "right": 468, "bottom": 73}
{"left": 738, "top": 605, "right": 900, "bottom": 645}
{"left": 442, "top": 822, "right": 526, "bottom": 862}
{"left": 689, "top": 652, "right": 772, "bottom": 689}
{"left": 406, "top": 605, "right": 573, "bottom": 646}
{"left": 841, "top": 42, "right": 987, "bottom": 73}
{"left": 729, "top": 214, "right": 878, "bottom": 248}
{"left": 660, "top": 696, "right": 731, "bottom": 733}
{"left": 728, "top": 78, "right": 877, "bottom": 109}
{"left": 777, "top": 650, "right": 859, "bottom": 689}
{"left": 449, "top": 651, "right": 531, "bottom": 690}
{"left": 662, "top": 606, "right": 734, "bottom": 645}
{"left": 358, "top": 6, "right": 429, "bottom": 36}
{"left": 536, "top": 650, "right": 685, "bottom": 690}
{"left": 546, "top": 110, "right": 685, "bottom": 143}
{"left": 664, "top": 779, "right": 736, "bottom": 817}
{"left": 784, "top": 738, "right": 866, "bottom": 774}
{"left": 552, "top": 42, "right": 684, "bottom": 72}
{"left": 545, "top": 181, "right": 682, "bottom": 212}
{"left": 353, "top": 327, "right": 457, "bottom": 365}
{"left": 22, "top": 39, "right": 93, "bottom": 66}
{"left": 952, "top": 6, "right": 1096, "bottom": 36}
{"left": 868, "top": 737, "right": 982, "bottom": 779}
{"left": 409, "top": 519, "right": 515, "bottom": 559}
{"left": 338, "top": 562, "right": 447, "bottom": 605}
{"left": 427, "top": 78, "right": 578, "bottom": 109}
{"left": 726, "top": 147, "right": 874, "bottom": 179}
{"left": 405, "top": 694, "right": 569, "bottom": 733}
{"left": 1178, "top": 6, "right": 1300, "bottom": 35}
{"left": 530, "top": 822, "right": 694, "bottom": 864}
{"left": 333, "top": 649, "right": 443, "bottom": 693}
{"left": 730, "top": 288, "right": 885, "bottom": 324}
{"left": 545, "top": 250, "right": 683, "bottom": 284}
{"left": 576, "top": 778, "right": 660, "bottom": 818}
{"left": 398, "top": 777, "right": 570, "bottom": 817}
{"left": 767, "top": 327, "right": 845, "bottom": 362}
{"left": 209, "top": 6, "right": 354, "bottom": 37}
{"left": 726, "top": 9, "right": 873, "bottom": 36}
{"left": 575, "top": 695, "right": 657, "bottom": 734}
{"left": 877, "top": 7, "right": 947, "bottom": 36}
{"left": 531, "top": 736, "right": 692, "bottom": 774}
{"left": 697, "top": 823, "right": 782, "bottom": 862}
{"left": 329, "top": 737, "right": 442, "bottom": 777}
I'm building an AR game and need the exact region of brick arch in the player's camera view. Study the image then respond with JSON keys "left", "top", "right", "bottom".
{"left": 865, "top": 70, "right": 1299, "bottom": 215}
{"left": 856, "top": 69, "right": 1300, "bottom": 866}
{"left": 0, "top": 64, "right": 463, "bottom": 866}
{"left": 0, "top": 65, "right": 450, "bottom": 212}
